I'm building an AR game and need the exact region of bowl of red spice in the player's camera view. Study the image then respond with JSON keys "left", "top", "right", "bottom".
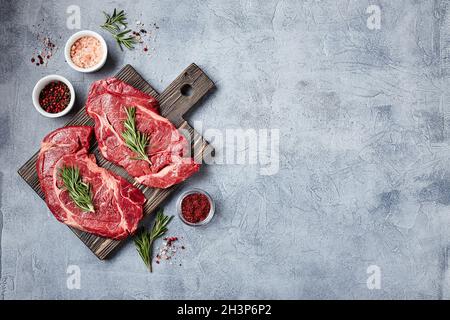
{"left": 32, "top": 75, "right": 75, "bottom": 118}
{"left": 177, "top": 188, "right": 215, "bottom": 226}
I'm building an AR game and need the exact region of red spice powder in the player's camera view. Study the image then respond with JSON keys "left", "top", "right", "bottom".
{"left": 39, "top": 81, "right": 71, "bottom": 113}
{"left": 181, "top": 193, "right": 211, "bottom": 223}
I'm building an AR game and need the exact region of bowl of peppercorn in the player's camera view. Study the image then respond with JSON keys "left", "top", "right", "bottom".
{"left": 177, "top": 188, "right": 215, "bottom": 226}
{"left": 32, "top": 75, "right": 75, "bottom": 118}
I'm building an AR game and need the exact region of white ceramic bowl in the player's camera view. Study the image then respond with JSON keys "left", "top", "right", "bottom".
{"left": 32, "top": 75, "right": 75, "bottom": 118}
{"left": 64, "top": 30, "right": 108, "bottom": 73}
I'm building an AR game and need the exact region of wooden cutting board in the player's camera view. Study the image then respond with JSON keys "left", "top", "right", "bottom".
{"left": 17, "top": 63, "right": 215, "bottom": 259}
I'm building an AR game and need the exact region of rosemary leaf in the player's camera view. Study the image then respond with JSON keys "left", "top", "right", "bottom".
{"left": 100, "top": 9, "right": 137, "bottom": 50}
{"left": 113, "top": 30, "right": 138, "bottom": 51}
{"left": 60, "top": 166, "right": 94, "bottom": 213}
{"left": 122, "top": 106, "right": 151, "bottom": 163}
{"left": 134, "top": 209, "right": 173, "bottom": 272}
{"left": 101, "top": 8, "right": 128, "bottom": 32}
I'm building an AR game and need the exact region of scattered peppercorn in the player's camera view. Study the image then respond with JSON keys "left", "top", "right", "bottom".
{"left": 164, "top": 236, "right": 178, "bottom": 246}
{"left": 38, "top": 81, "right": 71, "bottom": 114}
{"left": 155, "top": 236, "right": 183, "bottom": 266}
{"left": 133, "top": 21, "right": 157, "bottom": 55}
{"left": 30, "top": 35, "right": 57, "bottom": 67}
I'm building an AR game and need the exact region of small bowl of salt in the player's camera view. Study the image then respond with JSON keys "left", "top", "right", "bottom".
{"left": 64, "top": 30, "right": 108, "bottom": 73}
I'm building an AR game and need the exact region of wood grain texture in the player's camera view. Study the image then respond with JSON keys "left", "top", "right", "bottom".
{"left": 17, "top": 64, "right": 215, "bottom": 259}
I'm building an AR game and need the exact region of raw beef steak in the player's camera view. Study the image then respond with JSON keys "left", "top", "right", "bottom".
{"left": 85, "top": 78, "right": 200, "bottom": 189}
{"left": 36, "top": 126, "right": 146, "bottom": 239}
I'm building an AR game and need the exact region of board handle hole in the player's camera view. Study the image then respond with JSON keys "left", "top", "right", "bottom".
{"left": 180, "top": 84, "right": 193, "bottom": 97}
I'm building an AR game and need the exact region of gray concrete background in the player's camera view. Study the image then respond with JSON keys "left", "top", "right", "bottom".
{"left": 1, "top": 0, "right": 450, "bottom": 299}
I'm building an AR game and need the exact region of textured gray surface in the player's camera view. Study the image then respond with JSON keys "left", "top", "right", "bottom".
{"left": 1, "top": 0, "right": 450, "bottom": 299}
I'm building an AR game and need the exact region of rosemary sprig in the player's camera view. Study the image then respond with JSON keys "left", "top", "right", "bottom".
{"left": 101, "top": 8, "right": 128, "bottom": 33}
{"left": 122, "top": 106, "right": 151, "bottom": 163}
{"left": 100, "top": 8, "right": 137, "bottom": 50}
{"left": 59, "top": 166, "right": 94, "bottom": 213}
{"left": 113, "top": 29, "right": 138, "bottom": 51}
{"left": 134, "top": 209, "right": 173, "bottom": 272}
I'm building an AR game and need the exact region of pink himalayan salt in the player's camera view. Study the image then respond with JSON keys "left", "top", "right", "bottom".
{"left": 70, "top": 36, "right": 103, "bottom": 69}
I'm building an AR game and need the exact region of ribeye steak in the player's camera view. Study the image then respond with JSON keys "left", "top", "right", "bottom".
{"left": 86, "top": 78, "right": 200, "bottom": 189}
{"left": 36, "top": 126, "right": 146, "bottom": 239}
